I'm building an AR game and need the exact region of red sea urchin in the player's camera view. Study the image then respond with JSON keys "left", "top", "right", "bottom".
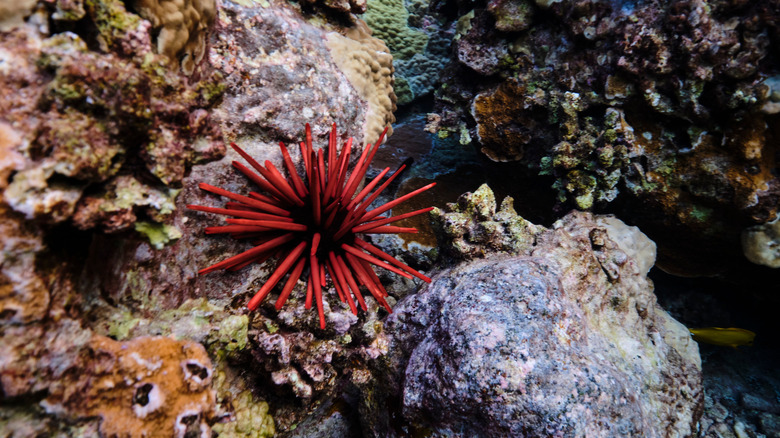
{"left": 188, "top": 124, "right": 435, "bottom": 329}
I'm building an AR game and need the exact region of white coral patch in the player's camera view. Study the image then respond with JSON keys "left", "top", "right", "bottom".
{"left": 133, "top": 383, "right": 164, "bottom": 418}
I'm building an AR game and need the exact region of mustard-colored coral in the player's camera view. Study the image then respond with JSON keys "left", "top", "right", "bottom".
{"left": 44, "top": 336, "right": 216, "bottom": 438}
{"left": 325, "top": 20, "right": 396, "bottom": 144}
{"left": 132, "top": 0, "right": 216, "bottom": 74}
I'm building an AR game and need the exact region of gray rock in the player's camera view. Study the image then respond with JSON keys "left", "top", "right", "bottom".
{"left": 363, "top": 211, "right": 703, "bottom": 437}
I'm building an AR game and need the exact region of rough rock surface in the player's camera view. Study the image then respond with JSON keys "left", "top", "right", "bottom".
{"left": 361, "top": 209, "right": 702, "bottom": 437}
{"left": 432, "top": 183, "right": 544, "bottom": 260}
{"left": 429, "top": 0, "right": 780, "bottom": 275}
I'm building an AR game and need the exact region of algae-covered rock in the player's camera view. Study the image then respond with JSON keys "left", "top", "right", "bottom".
{"left": 212, "top": 390, "right": 275, "bottom": 438}
{"left": 432, "top": 184, "right": 543, "bottom": 260}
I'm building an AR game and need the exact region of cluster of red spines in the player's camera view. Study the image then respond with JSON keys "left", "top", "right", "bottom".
{"left": 187, "top": 124, "right": 435, "bottom": 329}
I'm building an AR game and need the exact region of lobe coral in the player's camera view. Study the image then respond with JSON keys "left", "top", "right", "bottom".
{"left": 188, "top": 124, "right": 434, "bottom": 328}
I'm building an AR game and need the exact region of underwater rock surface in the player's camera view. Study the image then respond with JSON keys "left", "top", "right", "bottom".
{"left": 364, "top": 210, "right": 702, "bottom": 437}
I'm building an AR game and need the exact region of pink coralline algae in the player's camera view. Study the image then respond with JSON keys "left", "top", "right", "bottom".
{"left": 188, "top": 124, "right": 434, "bottom": 328}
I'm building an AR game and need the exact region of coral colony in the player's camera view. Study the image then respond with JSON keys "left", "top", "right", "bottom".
{"left": 188, "top": 124, "right": 435, "bottom": 328}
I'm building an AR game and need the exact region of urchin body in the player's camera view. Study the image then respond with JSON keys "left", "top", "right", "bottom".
{"left": 188, "top": 124, "right": 434, "bottom": 328}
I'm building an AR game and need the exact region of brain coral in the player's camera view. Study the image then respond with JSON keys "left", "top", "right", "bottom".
{"left": 325, "top": 20, "right": 397, "bottom": 143}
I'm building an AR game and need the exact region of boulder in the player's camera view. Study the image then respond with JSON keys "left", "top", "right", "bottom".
{"left": 362, "top": 211, "right": 703, "bottom": 437}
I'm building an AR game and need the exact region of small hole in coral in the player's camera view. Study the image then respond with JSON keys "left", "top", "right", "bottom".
{"left": 186, "top": 362, "right": 209, "bottom": 380}
{"left": 133, "top": 383, "right": 155, "bottom": 407}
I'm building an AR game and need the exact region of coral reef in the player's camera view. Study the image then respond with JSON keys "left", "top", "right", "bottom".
{"left": 43, "top": 336, "right": 216, "bottom": 438}
{"left": 298, "top": 0, "right": 367, "bottom": 14}
{"left": 431, "top": 0, "right": 780, "bottom": 274}
{"left": 1, "top": 0, "right": 402, "bottom": 434}
{"left": 363, "top": 208, "right": 702, "bottom": 436}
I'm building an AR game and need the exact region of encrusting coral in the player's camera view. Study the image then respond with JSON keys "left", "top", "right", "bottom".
{"left": 42, "top": 335, "right": 217, "bottom": 438}
{"left": 432, "top": 183, "right": 543, "bottom": 260}
{"left": 325, "top": 20, "right": 397, "bottom": 143}
{"left": 189, "top": 124, "right": 435, "bottom": 329}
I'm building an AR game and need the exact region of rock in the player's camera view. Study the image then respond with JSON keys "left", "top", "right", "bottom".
{"left": 362, "top": 210, "right": 702, "bottom": 437}
{"left": 594, "top": 215, "right": 657, "bottom": 276}
{"left": 211, "top": 1, "right": 386, "bottom": 146}
{"left": 456, "top": 9, "right": 508, "bottom": 77}
{"left": 432, "top": 183, "right": 543, "bottom": 260}
{"left": 741, "top": 216, "right": 780, "bottom": 268}
{"left": 0, "top": 9, "right": 224, "bottom": 227}
{"left": 0, "top": 206, "right": 49, "bottom": 324}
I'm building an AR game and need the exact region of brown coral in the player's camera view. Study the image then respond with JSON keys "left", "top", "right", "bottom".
{"left": 471, "top": 79, "right": 544, "bottom": 162}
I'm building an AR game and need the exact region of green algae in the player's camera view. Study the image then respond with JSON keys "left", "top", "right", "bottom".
{"left": 212, "top": 391, "right": 275, "bottom": 437}
{"left": 134, "top": 222, "right": 182, "bottom": 249}
{"left": 213, "top": 315, "right": 249, "bottom": 353}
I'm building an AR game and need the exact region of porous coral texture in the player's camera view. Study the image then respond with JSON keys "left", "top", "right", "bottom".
{"left": 363, "top": 210, "right": 702, "bottom": 437}
{"left": 363, "top": 0, "right": 451, "bottom": 105}
{"left": 325, "top": 20, "right": 397, "bottom": 144}
{"left": 132, "top": 0, "right": 216, "bottom": 74}
{"left": 471, "top": 78, "right": 547, "bottom": 162}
